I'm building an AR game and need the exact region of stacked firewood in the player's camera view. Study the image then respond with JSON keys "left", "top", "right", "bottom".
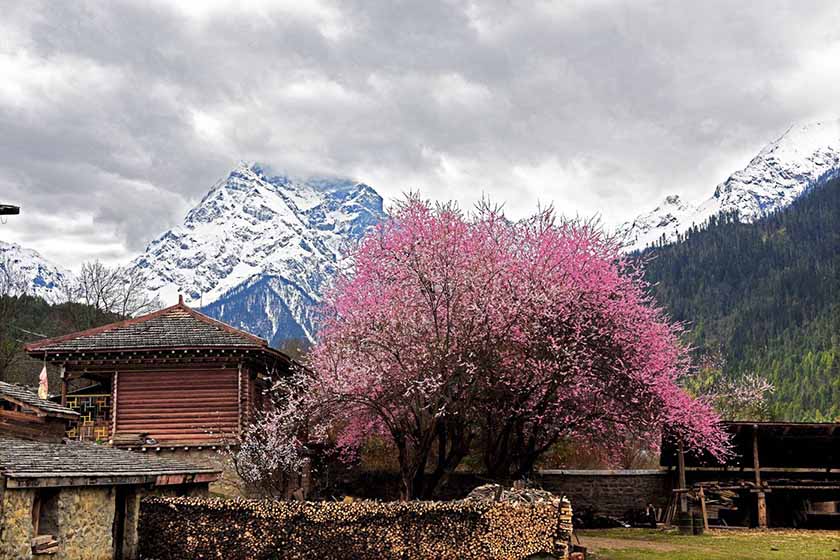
{"left": 464, "top": 483, "right": 573, "bottom": 557}
{"left": 31, "top": 535, "right": 59, "bottom": 555}
{"left": 139, "top": 490, "right": 574, "bottom": 560}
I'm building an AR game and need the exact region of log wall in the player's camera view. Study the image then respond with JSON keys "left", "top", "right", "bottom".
{"left": 115, "top": 368, "right": 240, "bottom": 445}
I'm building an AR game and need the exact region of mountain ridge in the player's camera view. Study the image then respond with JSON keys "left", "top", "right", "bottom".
{"left": 621, "top": 118, "right": 840, "bottom": 251}
{"left": 131, "top": 161, "right": 385, "bottom": 345}
{"left": 0, "top": 240, "right": 69, "bottom": 303}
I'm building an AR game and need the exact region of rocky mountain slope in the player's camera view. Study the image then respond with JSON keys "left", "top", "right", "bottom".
{"left": 0, "top": 240, "right": 69, "bottom": 303}
{"left": 621, "top": 119, "right": 840, "bottom": 251}
{"left": 132, "top": 162, "right": 385, "bottom": 346}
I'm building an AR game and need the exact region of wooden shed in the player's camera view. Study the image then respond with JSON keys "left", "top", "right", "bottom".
{"left": 0, "top": 381, "right": 79, "bottom": 443}
{"left": 662, "top": 422, "right": 840, "bottom": 528}
{"left": 25, "top": 297, "right": 293, "bottom": 450}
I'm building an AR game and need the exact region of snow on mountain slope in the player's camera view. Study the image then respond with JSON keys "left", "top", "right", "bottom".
{"left": 132, "top": 162, "right": 385, "bottom": 345}
{"left": 621, "top": 119, "right": 840, "bottom": 251}
{"left": 0, "top": 240, "right": 70, "bottom": 302}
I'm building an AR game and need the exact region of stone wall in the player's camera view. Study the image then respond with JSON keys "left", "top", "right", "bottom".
{"left": 0, "top": 486, "right": 114, "bottom": 560}
{"left": 0, "top": 488, "right": 35, "bottom": 559}
{"left": 537, "top": 469, "right": 672, "bottom": 518}
{"left": 323, "top": 469, "right": 672, "bottom": 518}
{"left": 0, "top": 483, "right": 210, "bottom": 560}
{"left": 57, "top": 487, "right": 116, "bottom": 560}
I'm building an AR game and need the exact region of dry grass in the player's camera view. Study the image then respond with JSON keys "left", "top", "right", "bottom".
{"left": 578, "top": 528, "right": 840, "bottom": 560}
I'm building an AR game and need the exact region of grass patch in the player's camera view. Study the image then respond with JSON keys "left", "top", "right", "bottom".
{"left": 578, "top": 528, "right": 840, "bottom": 560}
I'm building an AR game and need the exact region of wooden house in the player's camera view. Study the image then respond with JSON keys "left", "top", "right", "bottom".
{"left": 0, "top": 383, "right": 218, "bottom": 560}
{"left": 25, "top": 296, "right": 293, "bottom": 452}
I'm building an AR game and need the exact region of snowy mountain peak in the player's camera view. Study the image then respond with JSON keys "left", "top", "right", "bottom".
{"left": 133, "top": 162, "right": 385, "bottom": 345}
{"left": 622, "top": 118, "right": 840, "bottom": 251}
{"left": 0, "top": 240, "right": 70, "bottom": 302}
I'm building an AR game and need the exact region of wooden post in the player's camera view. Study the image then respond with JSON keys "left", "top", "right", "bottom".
{"left": 237, "top": 362, "right": 243, "bottom": 440}
{"left": 678, "top": 440, "right": 688, "bottom": 513}
{"left": 753, "top": 424, "right": 767, "bottom": 528}
{"left": 111, "top": 370, "right": 119, "bottom": 442}
{"left": 59, "top": 365, "right": 67, "bottom": 407}
{"left": 699, "top": 486, "right": 709, "bottom": 531}
{"left": 0, "top": 475, "right": 6, "bottom": 542}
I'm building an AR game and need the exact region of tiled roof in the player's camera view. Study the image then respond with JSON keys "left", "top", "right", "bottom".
{"left": 0, "top": 435, "right": 219, "bottom": 479}
{"left": 0, "top": 381, "right": 78, "bottom": 418}
{"left": 26, "top": 300, "right": 270, "bottom": 353}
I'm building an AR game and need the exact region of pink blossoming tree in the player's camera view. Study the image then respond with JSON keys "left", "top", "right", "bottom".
{"left": 309, "top": 196, "right": 730, "bottom": 500}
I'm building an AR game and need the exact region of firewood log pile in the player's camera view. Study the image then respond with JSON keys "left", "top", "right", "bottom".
{"left": 138, "top": 487, "right": 574, "bottom": 560}
{"left": 464, "top": 483, "right": 562, "bottom": 504}
{"left": 31, "top": 535, "right": 59, "bottom": 555}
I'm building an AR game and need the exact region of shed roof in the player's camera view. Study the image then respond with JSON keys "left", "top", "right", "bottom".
{"left": 662, "top": 421, "right": 840, "bottom": 469}
{"left": 0, "top": 435, "right": 219, "bottom": 484}
{"left": 25, "top": 299, "right": 285, "bottom": 359}
{"left": 0, "top": 381, "right": 78, "bottom": 419}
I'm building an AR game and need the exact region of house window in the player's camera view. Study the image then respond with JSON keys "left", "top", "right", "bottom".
{"left": 31, "top": 489, "right": 60, "bottom": 554}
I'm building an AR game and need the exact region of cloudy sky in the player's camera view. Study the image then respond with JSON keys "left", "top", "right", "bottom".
{"left": 1, "top": 0, "right": 839, "bottom": 268}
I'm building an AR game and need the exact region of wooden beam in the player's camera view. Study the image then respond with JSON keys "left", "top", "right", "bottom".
{"left": 753, "top": 424, "right": 767, "bottom": 528}
{"left": 0, "top": 475, "right": 7, "bottom": 537}
{"left": 60, "top": 366, "right": 67, "bottom": 407}
{"left": 699, "top": 486, "right": 709, "bottom": 531}
{"left": 6, "top": 475, "right": 158, "bottom": 489}
{"left": 237, "top": 362, "right": 243, "bottom": 439}
{"left": 111, "top": 371, "right": 119, "bottom": 442}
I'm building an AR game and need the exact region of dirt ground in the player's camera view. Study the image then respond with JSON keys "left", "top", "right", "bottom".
{"left": 577, "top": 534, "right": 680, "bottom": 552}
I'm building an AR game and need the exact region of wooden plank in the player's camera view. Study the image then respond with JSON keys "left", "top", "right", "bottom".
{"left": 6, "top": 475, "right": 158, "bottom": 488}
{"left": 753, "top": 424, "right": 768, "bottom": 529}
{"left": 118, "top": 380, "right": 238, "bottom": 388}
{"left": 0, "top": 475, "right": 6, "bottom": 535}
{"left": 117, "top": 411, "right": 239, "bottom": 420}
{"left": 60, "top": 366, "right": 67, "bottom": 407}
{"left": 0, "top": 409, "right": 47, "bottom": 424}
{"left": 699, "top": 486, "right": 709, "bottom": 531}
{"left": 117, "top": 396, "right": 239, "bottom": 405}
{"left": 116, "top": 422, "right": 238, "bottom": 431}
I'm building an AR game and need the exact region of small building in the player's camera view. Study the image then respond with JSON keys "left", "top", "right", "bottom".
{"left": 24, "top": 297, "right": 294, "bottom": 493}
{"left": 0, "top": 381, "right": 79, "bottom": 443}
{"left": 662, "top": 421, "right": 840, "bottom": 528}
{"left": 0, "top": 382, "right": 219, "bottom": 560}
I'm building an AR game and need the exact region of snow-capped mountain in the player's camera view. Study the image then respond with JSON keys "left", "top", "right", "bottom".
{"left": 621, "top": 119, "right": 840, "bottom": 251}
{"left": 132, "top": 162, "right": 385, "bottom": 346}
{"left": 0, "top": 240, "right": 70, "bottom": 302}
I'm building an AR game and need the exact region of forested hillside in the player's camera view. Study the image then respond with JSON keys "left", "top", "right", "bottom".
{"left": 0, "top": 295, "right": 121, "bottom": 386}
{"left": 643, "top": 176, "right": 840, "bottom": 420}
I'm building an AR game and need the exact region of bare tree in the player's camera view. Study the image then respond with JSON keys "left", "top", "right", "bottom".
{"left": 0, "top": 255, "right": 29, "bottom": 381}
{"left": 62, "top": 261, "right": 161, "bottom": 329}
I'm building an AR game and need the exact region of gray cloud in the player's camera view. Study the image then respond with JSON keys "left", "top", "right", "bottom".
{"left": 1, "top": 0, "right": 838, "bottom": 267}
